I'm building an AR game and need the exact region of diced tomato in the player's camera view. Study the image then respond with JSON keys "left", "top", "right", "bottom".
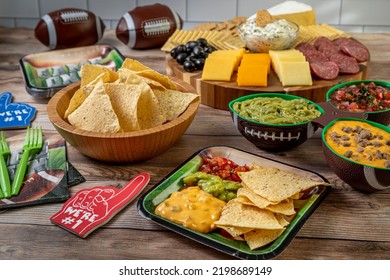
{"left": 199, "top": 156, "right": 249, "bottom": 182}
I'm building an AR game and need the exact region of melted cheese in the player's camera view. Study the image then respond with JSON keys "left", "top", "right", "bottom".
{"left": 155, "top": 186, "right": 226, "bottom": 233}
{"left": 325, "top": 120, "right": 390, "bottom": 169}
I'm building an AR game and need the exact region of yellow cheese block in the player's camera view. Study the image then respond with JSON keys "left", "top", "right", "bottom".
{"left": 209, "top": 48, "right": 246, "bottom": 70}
{"left": 237, "top": 64, "right": 268, "bottom": 87}
{"left": 240, "top": 53, "right": 271, "bottom": 73}
{"left": 202, "top": 56, "right": 237, "bottom": 81}
{"left": 278, "top": 61, "right": 312, "bottom": 86}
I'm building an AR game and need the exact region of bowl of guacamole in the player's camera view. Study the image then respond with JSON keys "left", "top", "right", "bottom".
{"left": 229, "top": 93, "right": 323, "bottom": 151}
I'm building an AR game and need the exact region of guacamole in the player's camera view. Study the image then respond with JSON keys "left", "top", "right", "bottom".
{"left": 183, "top": 172, "right": 241, "bottom": 202}
{"left": 233, "top": 97, "right": 322, "bottom": 125}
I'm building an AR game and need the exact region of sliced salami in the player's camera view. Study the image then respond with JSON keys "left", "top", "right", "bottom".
{"left": 310, "top": 61, "right": 339, "bottom": 80}
{"left": 329, "top": 53, "right": 360, "bottom": 74}
{"left": 314, "top": 36, "right": 333, "bottom": 50}
{"left": 304, "top": 50, "right": 329, "bottom": 63}
{"left": 322, "top": 45, "right": 342, "bottom": 59}
{"left": 340, "top": 44, "right": 369, "bottom": 62}
{"left": 295, "top": 42, "right": 316, "bottom": 53}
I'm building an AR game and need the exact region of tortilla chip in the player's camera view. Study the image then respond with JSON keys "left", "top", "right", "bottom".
{"left": 121, "top": 58, "right": 177, "bottom": 89}
{"left": 244, "top": 228, "right": 285, "bottom": 250}
{"left": 154, "top": 89, "right": 198, "bottom": 121}
{"left": 104, "top": 82, "right": 164, "bottom": 132}
{"left": 64, "top": 72, "right": 111, "bottom": 119}
{"left": 237, "top": 186, "right": 275, "bottom": 208}
{"left": 80, "top": 64, "right": 118, "bottom": 86}
{"left": 238, "top": 165, "right": 328, "bottom": 202}
{"left": 67, "top": 80, "right": 121, "bottom": 133}
{"left": 265, "top": 199, "right": 296, "bottom": 216}
{"left": 214, "top": 199, "right": 284, "bottom": 230}
{"left": 217, "top": 225, "right": 253, "bottom": 239}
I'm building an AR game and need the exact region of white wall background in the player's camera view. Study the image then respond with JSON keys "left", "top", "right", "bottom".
{"left": 1, "top": 0, "right": 390, "bottom": 33}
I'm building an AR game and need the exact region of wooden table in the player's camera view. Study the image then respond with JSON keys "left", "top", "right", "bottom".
{"left": 1, "top": 27, "right": 390, "bottom": 260}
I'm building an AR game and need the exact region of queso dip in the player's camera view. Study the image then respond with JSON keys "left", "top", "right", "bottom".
{"left": 325, "top": 120, "right": 390, "bottom": 169}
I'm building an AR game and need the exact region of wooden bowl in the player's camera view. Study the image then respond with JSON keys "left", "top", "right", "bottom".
{"left": 47, "top": 78, "right": 200, "bottom": 162}
{"left": 322, "top": 118, "right": 390, "bottom": 193}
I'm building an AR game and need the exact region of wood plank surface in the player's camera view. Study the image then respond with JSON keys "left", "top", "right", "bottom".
{"left": 0, "top": 28, "right": 390, "bottom": 260}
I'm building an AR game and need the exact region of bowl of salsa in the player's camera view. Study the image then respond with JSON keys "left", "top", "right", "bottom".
{"left": 326, "top": 80, "right": 390, "bottom": 125}
{"left": 229, "top": 93, "right": 324, "bottom": 151}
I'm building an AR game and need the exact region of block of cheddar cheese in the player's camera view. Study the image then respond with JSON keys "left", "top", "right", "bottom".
{"left": 237, "top": 64, "right": 268, "bottom": 87}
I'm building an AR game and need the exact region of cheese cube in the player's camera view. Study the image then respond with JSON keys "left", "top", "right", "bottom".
{"left": 278, "top": 61, "right": 312, "bottom": 86}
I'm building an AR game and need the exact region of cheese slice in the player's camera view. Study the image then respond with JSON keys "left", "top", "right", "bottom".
{"left": 237, "top": 64, "right": 268, "bottom": 87}
{"left": 269, "top": 49, "right": 305, "bottom": 76}
{"left": 278, "top": 61, "right": 312, "bottom": 86}
{"left": 202, "top": 56, "right": 237, "bottom": 81}
{"left": 240, "top": 53, "right": 271, "bottom": 73}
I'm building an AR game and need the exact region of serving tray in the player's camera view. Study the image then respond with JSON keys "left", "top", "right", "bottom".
{"left": 20, "top": 45, "right": 124, "bottom": 98}
{"left": 137, "top": 146, "right": 331, "bottom": 260}
{"left": 166, "top": 55, "right": 368, "bottom": 111}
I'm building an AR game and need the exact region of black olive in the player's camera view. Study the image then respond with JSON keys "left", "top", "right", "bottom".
{"left": 185, "top": 54, "right": 196, "bottom": 63}
{"left": 183, "top": 60, "right": 197, "bottom": 72}
{"left": 192, "top": 46, "right": 205, "bottom": 58}
{"left": 176, "top": 44, "right": 187, "bottom": 54}
{"left": 176, "top": 52, "right": 188, "bottom": 65}
{"left": 196, "top": 38, "right": 208, "bottom": 47}
{"left": 194, "top": 58, "right": 205, "bottom": 70}
{"left": 170, "top": 47, "right": 179, "bottom": 59}
{"left": 185, "top": 40, "right": 200, "bottom": 51}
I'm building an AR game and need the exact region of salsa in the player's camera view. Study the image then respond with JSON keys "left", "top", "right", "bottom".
{"left": 329, "top": 82, "right": 390, "bottom": 112}
{"left": 199, "top": 156, "right": 249, "bottom": 182}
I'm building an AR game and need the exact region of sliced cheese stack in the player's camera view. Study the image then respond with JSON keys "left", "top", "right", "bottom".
{"left": 236, "top": 53, "right": 271, "bottom": 87}
{"left": 202, "top": 48, "right": 246, "bottom": 81}
{"left": 269, "top": 49, "right": 312, "bottom": 86}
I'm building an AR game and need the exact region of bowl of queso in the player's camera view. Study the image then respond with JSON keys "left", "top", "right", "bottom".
{"left": 326, "top": 80, "right": 390, "bottom": 125}
{"left": 229, "top": 93, "right": 323, "bottom": 151}
{"left": 322, "top": 118, "right": 390, "bottom": 193}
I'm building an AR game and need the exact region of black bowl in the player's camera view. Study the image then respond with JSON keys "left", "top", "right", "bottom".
{"left": 326, "top": 80, "right": 390, "bottom": 126}
{"left": 229, "top": 93, "right": 324, "bottom": 151}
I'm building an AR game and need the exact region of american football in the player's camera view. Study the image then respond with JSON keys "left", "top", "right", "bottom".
{"left": 116, "top": 3, "right": 183, "bottom": 49}
{"left": 34, "top": 8, "right": 105, "bottom": 50}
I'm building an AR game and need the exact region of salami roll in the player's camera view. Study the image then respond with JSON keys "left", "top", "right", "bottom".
{"left": 310, "top": 61, "right": 339, "bottom": 80}
{"left": 329, "top": 53, "right": 360, "bottom": 74}
{"left": 340, "top": 44, "right": 369, "bottom": 62}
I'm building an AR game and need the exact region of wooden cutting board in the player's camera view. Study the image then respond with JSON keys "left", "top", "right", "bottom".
{"left": 166, "top": 54, "right": 369, "bottom": 111}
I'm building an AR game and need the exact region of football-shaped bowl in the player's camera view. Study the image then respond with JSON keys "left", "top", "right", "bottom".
{"left": 116, "top": 3, "right": 183, "bottom": 49}
{"left": 322, "top": 118, "right": 390, "bottom": 193}
{"left": 326, "top": 80, "right": 390, "bottom": 126}
{"left": 47, "top": 78, "right": 199, "bottom": 163}
{"left": 229, "top": 93, "right": 324, "bottom": 151}
{"left": 34, "top": 8, "right": 105, "bottom": 50}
